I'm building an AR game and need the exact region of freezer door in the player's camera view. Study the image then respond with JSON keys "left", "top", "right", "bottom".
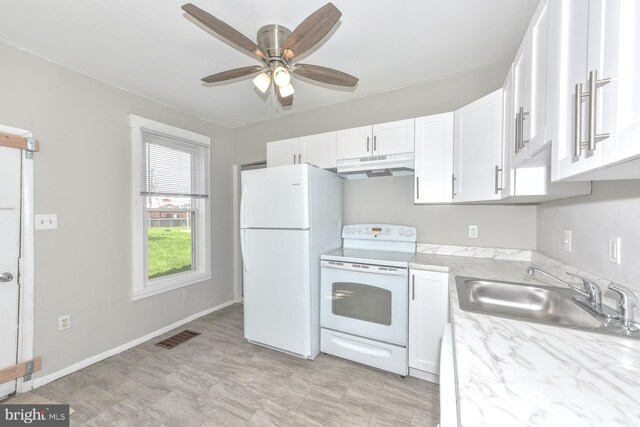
{"left": 241, "top": 165, "right": 310, "bottom": 229}
{"left": 243, "top": 229, "right": 313, "bottom": 357}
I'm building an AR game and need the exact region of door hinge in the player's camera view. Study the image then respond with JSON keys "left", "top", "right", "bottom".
{"left": 25, "top": 137, "right": 36, "bottom": 160}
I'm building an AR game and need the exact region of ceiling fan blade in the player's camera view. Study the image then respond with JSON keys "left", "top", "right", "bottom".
{"left": 282, "top": 3, "right": 341, "bottom": 60}
{"left": 201, "top": 66, "right": 264, "bottom": 83}
{"left": 294, "top": 64, "right": 358, "bottom": 87}
{"left": 275, "top": 85, "right": 293, "bottom": 107}
{"left": 182, "top": 3, "right": 267, "bottom": 60}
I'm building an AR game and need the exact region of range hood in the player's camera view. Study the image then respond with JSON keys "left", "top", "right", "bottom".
{"left": 337, "top": 152, "right": 415, "bottom": 179}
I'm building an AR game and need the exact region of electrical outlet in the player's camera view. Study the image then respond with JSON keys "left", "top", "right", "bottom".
{"left": 58, "top": 315, "right": 71, "bottom": 331}
{"left": 564, "top": 230, "right": 572, "bottom": 252}
{"left": 609, "top": 236, "right": 621, "bottom": 264}
{"left": 35, "top": 214, "right": 58, "bottom": 230}
{"left": 468, "top": 225, "right": 478, "bottom": 239}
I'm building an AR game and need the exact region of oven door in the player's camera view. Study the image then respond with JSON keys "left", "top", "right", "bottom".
{"left": 321, "top": 260, "right": 408, "bottom": 346}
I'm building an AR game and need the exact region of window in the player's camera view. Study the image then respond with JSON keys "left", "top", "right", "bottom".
{"left": 130, "top": 115, "right": 211, "bottom": 300}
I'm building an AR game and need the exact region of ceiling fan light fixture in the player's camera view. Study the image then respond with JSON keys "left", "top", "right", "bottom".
{"left": 252, "top": 72, "right": 271, "bottom": 93}
{"left": 273, "top": 66, "right": 291, "bottom": 87}
{"left": 279, "top": 83, "right": 295, "bottom": 97}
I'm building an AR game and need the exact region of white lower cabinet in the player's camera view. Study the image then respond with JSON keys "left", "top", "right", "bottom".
{"left": 409, "top": 268, "right": 450, "bottom": 381}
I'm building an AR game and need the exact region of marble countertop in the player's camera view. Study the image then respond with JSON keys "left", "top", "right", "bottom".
{"left": 410, "top": 253, "right": 640, "bottom": 427}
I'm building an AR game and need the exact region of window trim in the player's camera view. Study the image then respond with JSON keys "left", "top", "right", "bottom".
{"left": 129, "top": 114, "right": 211, "bottom": 301}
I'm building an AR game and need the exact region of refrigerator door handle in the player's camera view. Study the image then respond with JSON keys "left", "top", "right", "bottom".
{"left": 240, "top": 229, "right": 248, "bottom": 272}
{"left": 240, "top": 184, "right": 247, "bottom": 228}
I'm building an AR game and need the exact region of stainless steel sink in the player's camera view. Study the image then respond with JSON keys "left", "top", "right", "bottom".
{"left": 457, "top": 278, "right": 604, "bottom": 329}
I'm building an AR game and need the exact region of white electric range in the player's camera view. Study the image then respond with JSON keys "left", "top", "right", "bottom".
{"left": 320, "top": 224, "right": 417, "bottom": 375}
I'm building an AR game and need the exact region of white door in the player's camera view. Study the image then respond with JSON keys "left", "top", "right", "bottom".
{"left": 414, "top": 113, "right": 454, "bottom": 203}
{"left": 528, "top": 0, "right": 550, "bottom": 154}
{"left": 0, "top": 145, "right": 21, "bottom": 397}
{"left": 409, "top": 270, "right": 449, "bottom": 375}
{"left": 266, "top": 138, "right": 299, "bottom": 168}
{"left": 587, "top": 0, "right": 640, "bottom": 170}
{"left": 243, "top": 229, "right": 311, "bottom": 357}
{"left": 241, "top": 164, "right": 310, "bottom": 229}
{"left": 512, "top": 36, "right": 531, "bottom": 166}
{"left": 372, "top": 119, "right": 415, "bottom": 156}
{"left": 550, "top": 0, "right": 591, "bottom": 180}
{"left": 299, "top": 132, "right": 337, "bottom": 169}
{"left": 453, "top": 89, "right": 504, "bottom": 202}
{"left": 336, "top": 126, "right": 372, "bottom": 160}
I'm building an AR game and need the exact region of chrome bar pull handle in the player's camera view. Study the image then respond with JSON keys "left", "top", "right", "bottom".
{"left": 373, "top": 135, "right": 377, "bottom": 151}
{"left": 518, "top": 107, "right": 530, "bottom": 150}
{"left": 293, "top": 154, "right": 296, "bottom": 164}
{"left": 587, "top": 69, "right": 611, "bottom": 152}
{"left": 494, "top": 165, "right": 503, "bottom": 195}
{"left": 574, "top": 82, "right": 590, "bottom": 156}
{"left": 366, "top": 136, "right": 370, "bottom": 152}
{"left": 416, "top": 177, "right": 420, "bottom": 200}
{"left": 298, "top": 153, "right": 301, "bottom": 163}
{"left": 412, "top": 275, "right": 416, "bottom": 300}
{"left": 514, "top": 111, "right": 521, "bottom": 154}
{"left": 0, "top": 272, "right": 13, "bottom": 283}
{"left": 451, "top": 175, "right": 457, "bottom": 198}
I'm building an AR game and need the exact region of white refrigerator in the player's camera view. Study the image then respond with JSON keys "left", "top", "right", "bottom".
{"left": 241, "top": 164, "right": 343, "bottom": 359}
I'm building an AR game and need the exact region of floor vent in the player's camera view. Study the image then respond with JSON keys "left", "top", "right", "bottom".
{"left": 155, "top": 330, "right": 201, "bottom": 349}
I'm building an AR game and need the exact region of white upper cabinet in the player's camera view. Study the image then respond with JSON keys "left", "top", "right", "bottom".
{"left": 512, "top": 0, "right": 550, "bottom": 167}
{"left": 266, "top": 138, "right": 299, "bottom": 168}
{"left": 336, "top": 119, "right": 415, "bottom": 160}
{"left": 336, "top": 126, "right": 372, "bottom": 159}
{"left": 372, "top": 119, "right": 415, "bottom": 156}
{"left": 299, "top": 132, "right": 337, "bottom": 169}
{"left": 550, "top": 0, "right": 640, "bottom": 181}
{"left": 414, "top": 113, "right": 454, "bottom": 203}
{"left": 267, "top": 133, "right": 337, "bottom": 170}
{"left": 453, "top": 89, "right": 504, "bottom": 202}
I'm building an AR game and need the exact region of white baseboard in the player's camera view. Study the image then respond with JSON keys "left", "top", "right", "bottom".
{"left": 32, "top": 300, "right": 235, "bottom": 389}
{"left": 409, "top": 367, "right": 440, "bottom": 384}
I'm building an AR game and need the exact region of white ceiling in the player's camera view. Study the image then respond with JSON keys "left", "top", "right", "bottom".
{"left": 0, "top": 0, "right": 538, "bottom": 128}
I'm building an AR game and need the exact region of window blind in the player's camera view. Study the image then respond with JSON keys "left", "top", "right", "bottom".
{"left": 140, "top": 128, "right": 209, "bottom": 198}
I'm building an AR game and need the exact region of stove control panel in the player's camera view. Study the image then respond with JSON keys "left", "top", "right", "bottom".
{"left": 342, "top": 224, "right": 417, "bottom": 242}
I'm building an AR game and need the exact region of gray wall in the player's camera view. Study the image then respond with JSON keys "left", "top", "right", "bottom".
{"left": 234, "top": 63, "right": 537, "bottom": 249}
{"left": 0, "top": 42, "right": 235, "bottom": 377}
{"left": 537, "top": 180, "right": 640, "bottom": 289}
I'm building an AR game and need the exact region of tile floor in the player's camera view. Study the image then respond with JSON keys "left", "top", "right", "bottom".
{"left": 32, "top": 304, "right": 440, "bottom": 426}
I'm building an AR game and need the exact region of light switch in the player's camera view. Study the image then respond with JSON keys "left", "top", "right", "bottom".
{"left": 35, "top": 214, "right": 58, "bottom": 230}
{"left": 609, "top": 237, "right": 621, "bottom": 264}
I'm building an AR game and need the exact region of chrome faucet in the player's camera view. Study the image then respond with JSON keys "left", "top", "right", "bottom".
{"left": 609, "top": 283, "right": 638, "bottom": 332}
{"left": 526, "top": 267, "right": 588, "bottom": 296}
{"left": 527, "top": 267, "right": 617, "bottom": 318}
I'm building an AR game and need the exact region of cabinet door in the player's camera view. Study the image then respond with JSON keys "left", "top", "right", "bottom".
{"left": 336, "top": 126, "right": 372, "bottom": 160}
{"left": 299, "top": 132, "right": 337, "bottom": 169}
{"left": 414, "top": 113, "right": 454, "bottom": 203}
{"left": 453, "top": 89, "right": 504, "bottom": 202}
{"left": 409, "top": 269, "right": 449, "bottom": 375}
{"left": 550, "top": 0, "right": 590, "bottom": 181}
{"left": 501, "top": 66, "right": 515, "bottom": 198}
{"left": 512, "top": 37, "right": 531, "bottom": 166}
{"left": 372, "top": 119, "right": 415, "bottom": 156}
{"left": 266, "top": 138, "right": 300, "bottom": 167}
{"left": 586, "top": 0, "right": 640, "bottom": 170}
{"left": 528, "top": 0, "right": 550, "bottom": 155}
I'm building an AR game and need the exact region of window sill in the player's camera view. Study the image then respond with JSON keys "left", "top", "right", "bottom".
{"left": 131, "top": 271, "right": 211, "bottom": 301}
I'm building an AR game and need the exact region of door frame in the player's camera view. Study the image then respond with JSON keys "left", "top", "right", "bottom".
{"left": 0, "top": 125, "right": 35, "bottom": 395}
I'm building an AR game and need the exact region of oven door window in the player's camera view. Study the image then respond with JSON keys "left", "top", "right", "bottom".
{"left": 332, "top": 282, "right": 392, "bottom": 325}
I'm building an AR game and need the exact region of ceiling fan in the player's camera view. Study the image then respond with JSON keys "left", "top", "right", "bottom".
{"left": 182, "top": 2, "right": 359, "bottom": 107}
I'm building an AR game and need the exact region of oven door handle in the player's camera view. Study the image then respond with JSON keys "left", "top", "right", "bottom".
{"left": 321, "top": 260, "right": 407, "bottom": 277}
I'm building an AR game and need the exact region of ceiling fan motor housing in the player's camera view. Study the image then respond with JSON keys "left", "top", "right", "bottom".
{"left": 257, "top": 24, "right": 292, "bottom": 60}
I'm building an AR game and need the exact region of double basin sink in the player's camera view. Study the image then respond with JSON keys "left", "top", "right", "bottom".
{"left": 456, "top": 276, "right": 639, "bottom": 339}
